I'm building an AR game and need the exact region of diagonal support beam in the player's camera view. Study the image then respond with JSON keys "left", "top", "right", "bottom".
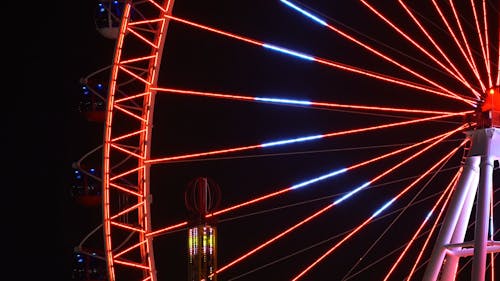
{"left": 423, "top": 128, "right": 499, "bottom": 281}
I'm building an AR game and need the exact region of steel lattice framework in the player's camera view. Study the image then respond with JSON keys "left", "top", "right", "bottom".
{"left": 103, "top": 1, "right": 175, "bottom": 281}
{"left": 98, "top": 1, "right": 499, "bottom": 281}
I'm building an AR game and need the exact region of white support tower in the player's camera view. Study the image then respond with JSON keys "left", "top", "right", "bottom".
{"left": 422, "top": 128, "right": 499, "bottom": 281}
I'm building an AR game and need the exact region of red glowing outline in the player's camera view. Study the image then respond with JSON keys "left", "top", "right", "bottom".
{"left": 397, "top": 0, "right": 481, "bottom": 99}
{"left": 291, "top": 140, "right": 467, "bottom": 280}
{"left": 359, "top": 0, "right": 477, "bottom": 100}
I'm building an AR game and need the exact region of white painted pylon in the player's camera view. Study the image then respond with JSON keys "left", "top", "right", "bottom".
{"left": 422, "top": 128, "right": 499, "bottom": 281}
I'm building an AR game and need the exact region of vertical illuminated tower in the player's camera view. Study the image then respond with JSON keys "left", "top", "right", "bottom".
{"left": 423, "top": 86, "right": 500, "bottom": 281}
{"left": 185, "top": 177, "right": 221, "bottom": 281}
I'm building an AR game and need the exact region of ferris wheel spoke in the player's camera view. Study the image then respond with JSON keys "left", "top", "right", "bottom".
{"left": 408, "top": 188, "right": 500, "bottom": 279}
{"left": 214, "top": 126, "right": 464, "bottom": 277}
{"left": 148, "top": 126, "right": 464, "bottom": 239}
{"left": 291, "top": 140, "right": 467, "bottom": 280}
{"left": 153, "top": 87, "right": 461, "bottom": 115}
{"left": 358, "top": 124, "right": 467, "bottom": 184}
{"left": 432, "top": 0, "right": 487, "bottom": 92}
{"left": 397, "top": 0, "right": 482, "bottom": 99}
{"left": 471, "top": 0, "right": 492, "bottom": 88}
{"left": 355, "top": 0, "right": 480, "bottom": 100}
{"left": 314, "top": 56, "right": 476, "bottom": 106}
{"left": 383, "top": 203, "right": 434, "bottom": 281}
{"left": 344, "top": 156, "right": 461, "bottom": 281}
{"left": 225, "top": 180, "right": 456, "bottom": 280}
{"left": 383, "top": 154, "right": 460, "bottom": 280}
{"left": 448, "top": 0, "right": 487, "bottom": 92}
{"left": 405, "top": 170, "right": 461, "bottom": 280}
{"left": 496, "top": 27, "right": 500, "bottom": 86}
{"left": 91, "top": 2, "right": 500, "bottom": 281}
{"left": 281, "top": 0, "right": 474, "bottom": 100}
{"left": 163, "top": 13, "right": 476, "bottom": 106}
{"left": 146, "top": 111, "right": 471, "bottom": 165}
{"left": 482, "top": 0, "right": 496, "bottom": 89}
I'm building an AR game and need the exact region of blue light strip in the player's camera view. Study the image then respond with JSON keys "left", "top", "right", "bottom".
{"left": 261, "top": 134, "right": 324, "bottom": 147}
{"left": 290, "top": 168, "right": 347, "bottom": 190}
{"left": 333, "top": 182, "right": 371, "bottom": 205}
{"left": 425, "top": 211, "right": 433, "bottom": 221}
{"left": 280, "top": 0, "right": 328, "bottom": 26}
{"left": 372, "top": 198, "right": 396, "bottom": 217}
{"left": 263, "top": 44, "right": 315, "bottom": 61}
{"left": 255, "top": 97, "right": 312, "bottom": 106}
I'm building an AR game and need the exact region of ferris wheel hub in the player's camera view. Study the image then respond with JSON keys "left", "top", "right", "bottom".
{"left": 474, "top": 86, "right": 500, "bottom": 128}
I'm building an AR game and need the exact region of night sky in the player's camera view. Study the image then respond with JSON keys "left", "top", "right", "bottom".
{"left": 25, "top": 1, "right": 500, "bottom": 281}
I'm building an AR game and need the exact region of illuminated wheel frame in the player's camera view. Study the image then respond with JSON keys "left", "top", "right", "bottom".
{"left": 102, "top": 1, "right": 499, "bottom": 281}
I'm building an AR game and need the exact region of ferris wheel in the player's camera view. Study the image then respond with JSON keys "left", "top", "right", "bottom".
{"left": 74, "top": 1, "right": 499, "bottom": 280}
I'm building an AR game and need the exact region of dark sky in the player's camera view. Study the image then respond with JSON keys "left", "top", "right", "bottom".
{"left": 24, "top": 1, "right": 499, "bottom": 281}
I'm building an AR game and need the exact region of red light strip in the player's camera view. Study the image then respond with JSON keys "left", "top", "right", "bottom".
{"left": 110, "top": 201, "right": 144, "bottom": 221}
{"left": 291, "top": 140, "right": 466, "bottom": 280}
{"left": 496, "top": 38, "right": 500, "bottom": 86}
{"left": 146, "top": 0, "right": 172, "bottom": 14}
{"left": 155, "top": 87, "right": 254, "bottom": 102}
{"left": 119, "top": 55, "right": 157, "bottom": 65}
{"left": 110, "top": 166, "right": 143, "bottom": 182}
{"left": 482, "top": 0, "right": 493, "bottom": 88}
{"left": 406, "top": 170, "right": 461, "bottom": 279}
{"left": 114, "top": 240, "right": 147, "bottom": 259}
{"left": 347, "top": 131, "right": 458, "bottom": 173}
{"left": 206, "top": 189, "right": 290, "bottom": 218}
{"left": 147, "top": 221, "right": 189, "bottom": 238}
{"left": 164, "top": 14, "right": 264, "bottom": 46}
{"left": 496, "top": 31, "right": 500, "bottom": 86}
{"left": 447, "top": 0, "right": 486, "bottom": 92}
{"left": 432, "top": 0, "right": 486, "bottom": 92}
{"left": 126, "top": 27, "right": 159, "bottom": 49}
{"left": 378, "top": 139, "right": 466, "bottom": 215}
{"left": 110, "top": 143, "right": 144, "bottom": 160}
{"left": 315, "top": 112, "right": 470, "bottom": 143}
{"left": 114, "top": 92, "right": 150, "bottom": 103}
{"left": 162, "top": 14, "right": 475, "bottom": 105}
{"left": 358, "top": 0, "right": 476, "bottom": 100}
{"left": 111, "top": 129, "right": 146, "bottom": 143}
{"left": 383, "top": 170, "right": 458, "bottom": 280}
{"left": 385, "top": 222, "right": 430, "bottom": 279}
{"left": 215, "top": 127, "right": 463, "bottom": 275}
{"left": 147, "top": 126, "right": 464, "bottom": 237}
{"left": 154, "top": 87, "right": 459, "bottom": 115}
{"left": 147, "top": 144, "right": 262, "bottom": 164}
{"left": 470, "top": 0, "right": 491, "bottom": 88}
{"left": 127, "top": 18, "right": 164, "bottom": 26}
{"left": 489, "top": 187, "right": 495, "bottom": 281}
{"left": 109, "top": 182, "right": 142, "bottom": 197}
{"left": 397, "top": 0, "right": 481, "bottom": 99}
{"left": 114, "top": 104, "right": 148, "bottom": 123}
{"left": 313, "top": 57, "right": 475, "bottom": 105}
{"left": 148, "top": 125, "right": 466, "bottom": 239}
{"left": 111, "top": 221, "right": 146, "bottom": 233}
{"left": 215, "top": 203, "right": 335, "bottom": 274}
{"left": 368, "top": 124, "right": 467, "bottom": 183}
{"left": 103, "top": 3, "right": 131, "bottom": 280}
{"left": 146, "top": 111, "right": 472, "bottom": 165}
{"left": 118, "top": 65, "right": 151, "bottom": 85}
{"left": 113, "top": 259, "right": 150, "bottom": 270}
{"left": 291, "top": 218, "right": 372, "bottom": 281}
